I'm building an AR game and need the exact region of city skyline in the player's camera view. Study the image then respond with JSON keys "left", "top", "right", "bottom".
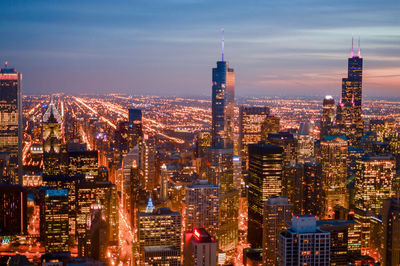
{"left": 1, "top": 0, "right": 399, "bottom": 97}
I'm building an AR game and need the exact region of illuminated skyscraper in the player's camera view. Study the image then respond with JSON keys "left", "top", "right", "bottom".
{"left": 42, "top": 189, "right": 69, "bottom": 253}
{"left": 248, "top": 141, "right": 283, "bottom": 248}
{"left": 320, "top": 136, "right": 348, "bottom": 218}
{"left": 160, "top": 164, "right": 168, "bottom": 202}
{"left": 262, "top": 196, "right": 292, "bottom": 265}
{"left": 382, "top": 198, "right": 400, "bottom": 266}
{"left": 184, "top": 228, "right": 217, "bottom": 266}
{"left": 209, "top": 30, "right": 238, "bottom": 255}
{"left": 320, "top": 95, "right": 335, "bottom": 139}
{"left": 354, "top": 154, "right": 396, "bottom": 215}
{"left": 278, "top": 215, "right": 330, "bottom": 265}
{"left": 282, "top": 162, "right": 303, "bottom": 215}
{"left": 303, "top": 162, "right": 325, "bottom": 217}
{"left": 239, "top": 106, "right": 270, "bottom": 159}
{"left": 139, "top": 134, "right": 156, "bottom": 192}
{"left": 42, "top": 97, "right": 63, "bottom": 175}
{"left": 211, "top": 29, "right": 235, "bottom": 149}
{"left": 185, "top": 179, "right": 219, "bottom": 239}
{"left": 0, "top": 64, "right": 22, "bottom": 184}
{"left": 336, "top": 38, "right": 363, "bottom": 143}
{"left": 68, "top": 150, "right": 99, "bottom": 180}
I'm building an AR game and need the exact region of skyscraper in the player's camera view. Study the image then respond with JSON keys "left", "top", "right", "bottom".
{"left": 282, "top": 162, "right": 303, "bottom": 215}
{"left": 160, "top": 164, "right": 168, "bottom": 202}
{"left": 354, "top": 154, "right": 396, "bottom": 215}
{"left": 320, "top": 95, "right": 335, "bottom": 139}
{"left": 0, "top": 184, "right": 27, "bottom": 235}
{"left": 336, "top": 38, "right": 363, "bottom": 143}
{"left": 42, "top": 97, "right": 63, "bottom": 175}
{"left": 239, "top": 106, "right": 270, "bottom": 159}
{"left": 262, "top": 196, "right": 292, "bottom": 265}
{"left": 248, "top": 141, "right": 283, "bottom": 248}
{"left": 139, "top": 134, "right": 156, "bottom": 192}
{"left": 211, "top": 29, "right": 235, "bottom": 150}
{"left": 320, "top": 135, "right": 348, "bottom": 218}
{"left": 382, "top": 198, "right": 400, "bottom": 266}
{"left": 185, "top": 180, "right": 219, "bottom": 239}
{"left": 209, "top": 30, "right": 238, "bottom": 255}
{"left": 303, "top": 161, "right": 325, "bottom": 217}
{"left": 278, "top": 215, "right": 330, "bottom": 265}
{"left": 42, "top": 189, "right": 69, "bottom": 253}
{"left": 0, "top": 64, "right": 22, "bottom": 184}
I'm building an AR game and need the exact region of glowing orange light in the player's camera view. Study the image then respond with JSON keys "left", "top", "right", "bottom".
{"left": 194, "top": 229, "right": 200, "bottom": 239}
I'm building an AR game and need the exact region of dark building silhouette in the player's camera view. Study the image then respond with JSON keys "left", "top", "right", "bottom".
{"left": 0, "top": 184, "right": 27, "bottom": 235}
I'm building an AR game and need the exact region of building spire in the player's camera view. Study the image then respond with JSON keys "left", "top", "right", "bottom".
{"left": 221, "top": 28, "right": 224, "bottom": 61}
{"left": 351, "top": 36, "right": 354, "bottom": 58}
{"left": 358, "top": 37, "right": 361, "bottom": 58}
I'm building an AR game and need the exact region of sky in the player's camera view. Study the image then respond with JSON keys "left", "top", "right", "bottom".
{"left": 0, "top": 0, "right": 399, "bottom": 97}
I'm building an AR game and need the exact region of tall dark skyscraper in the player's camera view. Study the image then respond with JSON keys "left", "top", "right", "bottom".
{"left": 0, "top": 64, "right": 22, "bottom": 184}
{"left": 248, "top": 141, "right": 283, "bottom": 248}
{"left": 336, "top": 38, "right": 363, "bottom": 143}
{"left": 211, "top": 30, "right": 235, "bottom": 149}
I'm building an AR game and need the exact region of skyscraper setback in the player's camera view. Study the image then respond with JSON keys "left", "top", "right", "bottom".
{"left": 336, "top": 38, "right": 363, "bottom": 143}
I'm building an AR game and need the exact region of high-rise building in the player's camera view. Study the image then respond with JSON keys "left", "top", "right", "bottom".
{"left": 139, "top": 134, "right": 156, "bottom": 192}
{"left": 184, "top": 227, "right": 217, "bottom": 266}
{"left": 42, "top": 189, "right": 69, "bottom": 253}
{"left": 336, "top": 39, "right": 363, "bottom": 143}
{"left": 318, "top": 219, "right": 361, "bottom": 266}
{"left": 42, "top": 97, "right": 63, "bottom": 175}
{"left": 115, "top": 110, "right": 143, "bottom": 162}
{"left": 320, "top": 135, "right": 348, "bottom": 218}
{"left": 295, "top": 134, "right": 314, "bottom": 164}
{"left": 160, "top": 164, "right": 168, "bottom": 202}
{"left": 248, "top": 141, "right": 283, "bottom": 248}
{"left": 382, "top": 198, "right": 400, "bottom": 266}
{"left": 320, "top": 95, "right": 335, "bottom": 139}
{"left": 211, "top": 30, "right": 235, "bottom": 150}
{"left": 0, "top": 65, "right": 22, "bottom": 184}
{"left": 282, "top": 162, "right": 303, "bottom": 215}
{"left": 68, "top": 150, "right": 99, "bottom": 180}
{"left": 262, "top": 196, "right": 292, "bottom": 265}
{"left": 267, "top": 132, "right": 298, "bottom": 165}
{"left": 369, "top": 119, "right": 397, "bottom": 142}
{"left": 185, "top": 179, "right": 219, "bottom": 239}
{"left": 0, "top": 184, "right": 27, "bottom": 235}
{"left": 129, "top": 108, "right": 142, "bottom": 124}
{"left": 195, "top": 131, "right": 211, "bottom": 159}
{"left": 138, "top": 207, "right": 181, "bottom": 263}
{"left": 303, "top": 162, "right": 325, "bottom": 217}
{"left": 261, "top": 116, "right": 280, "bottom": 140}
{"left": 354, "top": 154, "right": 396, "bottom": 215}
{"left": 76, "top": 181, "right": 119, "bottom": 255}
{"left": 239, "top": 106, "right": 270, "bottom": 160}
{"left": 278, "top": 215, "right": 330, "bottom": 265}
{"left": 142, "top": 246, "right": 180, "bottom": 266}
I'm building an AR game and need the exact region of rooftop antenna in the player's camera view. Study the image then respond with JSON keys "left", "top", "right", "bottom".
{"left": 358, "top": 37, "right": 361, "bottom": 58}
{"left": 4, "top": 61, "right": 8, "bottom": 68}
{"left": 221, "top": 28, "right": 224, "bottom": 61}
{"left": 351, "top": 36, "right": 354, "bottom": 58}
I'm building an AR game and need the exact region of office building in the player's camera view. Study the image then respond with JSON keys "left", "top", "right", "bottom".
{"left": 138, "top": 208, "right": 181, "bottom": 262}
{"left": 320, "top": 95, "right": 335, "bottom": 139}
{"left": 185, "top": 179, "right": 219, "bottom": 238}
{"left": 0, "top": 65, "right": 22, "bottom": 184}
{"left": 42, "top": 189, "right": 69, "bottom": 253}
{"left": 139, "top": 134, "right": 156, "bottom": 192}
{"left": 355, "top": 154, "right": 396, "bottom": 215}
{"left": 184, "top": 227, "right": 217, "bottom": 266}
{"left": 142, "top": 246, "right": 180, "bottom": 266}
{"left": 320, "top": 135, "right": 348, "bottom": 218}
{"left": 248, "top": 141, "right": 283, "bottom": 248}
{"left": 68, "top": 150, "right": 99, "bottom": 180}
{"left": 282, "top": 162, "right": 303, "bottom": 215}
{"left": 262, "top": 196, "right": 292, "bottom": 265}
{"left": 278, "top": 215, "right": 330, "bottom": 265}
{"left": 267, "top": 132, "right": 298, "bottom": 165}
{"left": 303, "top": 162, "right": 325, "bottom": 217}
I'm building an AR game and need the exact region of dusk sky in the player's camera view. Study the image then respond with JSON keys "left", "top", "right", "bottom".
{"left": 1, "top": 0, "right": 399, "bottom": 97}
